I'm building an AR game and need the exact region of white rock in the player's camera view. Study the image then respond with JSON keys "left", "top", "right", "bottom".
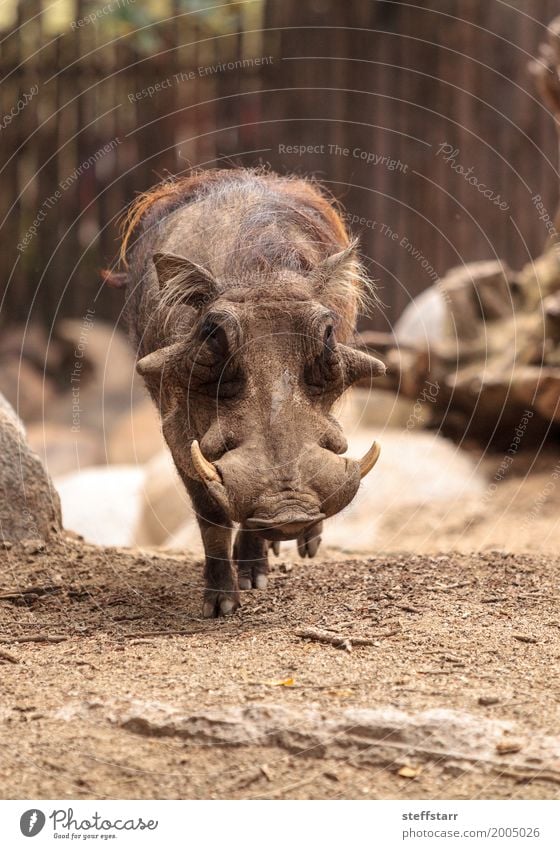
{"left": 323, "top": 428, "right": 484, "bottom": 552}
{"left": 55, "top": 465, "right": 145, "bottom": 547}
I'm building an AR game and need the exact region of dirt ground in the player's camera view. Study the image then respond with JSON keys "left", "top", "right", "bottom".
{"left": 1, "top": 514, "right": 559, "bottom": 800}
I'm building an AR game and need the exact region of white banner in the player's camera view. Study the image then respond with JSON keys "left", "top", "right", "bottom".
{"left": 1, "top": 800, "right": 559, "bottom": 848}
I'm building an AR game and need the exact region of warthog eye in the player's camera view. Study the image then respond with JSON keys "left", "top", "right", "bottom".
{"left": 188, "top": 318, "right": 243, "bottom": 400}
{"left": 323, "top": 324, "right": 336, "bottom": 351}
{"left": 201, "top": 320, "right": 229, "bottom": 357}
{"left": 304, "top": 323, "right": 342, "bottom": 395}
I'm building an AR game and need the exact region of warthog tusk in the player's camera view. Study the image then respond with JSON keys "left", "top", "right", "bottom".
{"left": 191, "top": 439, "right": 221, "bottom": 483}
{"left": 359, "top": 440, "right": 381, "bottom": 479}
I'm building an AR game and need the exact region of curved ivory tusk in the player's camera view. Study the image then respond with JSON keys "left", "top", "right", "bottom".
{"left": 191, "top": 439, "right": 221, "bottom": 483}
{"left": 359, "top": 440, "right": 381, "bottom": 479}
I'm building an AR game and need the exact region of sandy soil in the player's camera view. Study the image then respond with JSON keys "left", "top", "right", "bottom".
{"left": 0, "top": 530, "right": 559, "bottom": 800}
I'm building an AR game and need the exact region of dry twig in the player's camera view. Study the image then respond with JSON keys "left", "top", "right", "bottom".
{"left": 0, "top": 634, "right": 67, "bottom": 644}
{"left": 0, "top": 647, "right": 19, "bottom": 663}
{"left": 295, "top": 627, "right": 400, "bottom": 651}
{"left": 0, "top": 585, "right": 62, "bottom": 600}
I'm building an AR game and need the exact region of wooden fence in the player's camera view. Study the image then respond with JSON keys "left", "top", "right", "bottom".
{"left": 0, "top": 0, "right": 559, "bottom": 332}
{"left": 0, "top": 0, "right": 267, "bottom": 328}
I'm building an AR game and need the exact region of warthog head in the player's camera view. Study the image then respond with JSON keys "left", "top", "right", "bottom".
{"left": 136, "top": 246, "right": 384, "bottom": 541}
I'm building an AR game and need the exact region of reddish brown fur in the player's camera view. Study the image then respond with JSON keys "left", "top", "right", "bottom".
{"left": 120, "top": 168, "right": 350, "bottom": 266}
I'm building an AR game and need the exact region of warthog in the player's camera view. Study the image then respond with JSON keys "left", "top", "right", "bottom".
{"left": 110, "top": 169, "right": 384, "bottom": 617}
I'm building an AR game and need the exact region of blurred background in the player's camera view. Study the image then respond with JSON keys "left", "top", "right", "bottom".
{"left": 2, "top": 0, "right": 559, "bottom": 327}
{"left": 3, "top": 0, "right": 560, "bottom": 554}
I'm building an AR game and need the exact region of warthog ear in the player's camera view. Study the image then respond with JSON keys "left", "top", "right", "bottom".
{"left": 312, "top": 242, "right": 360, "bottom": 297}
{"left": 311, "top": 241, "right": 372, "bottom": 339}
{"left": 338, "top": 344, "right": 386, "bottom": 386}
{"left": 153, "top": 252, "right": 219, "bottom": 310}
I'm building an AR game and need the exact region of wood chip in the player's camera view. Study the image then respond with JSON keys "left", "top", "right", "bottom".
{"left": 0, "top": 647, "right": 19, "bottom": 664}
{"left": 478, "top": 695, "right": 500, "bottom": 706}
{"left": 491, "top": 767, "right": 560, "bottom": 786}
{"left": 398, "top": 765, "right": 422, "bottom": 778}
{"left": 417, "top": 668, "right": 454, "bottom": 675}
{"left": 0, "top": 635, "right": 67, "bottom": 644}
{"left": 120, "top": 629, "right": 199, "bottom": 639}
{"left": 496, "top": 740, "right": 523, "bottom": 755}
{"left": 21, "top": 540, "right": 46, "bottom": 555}
{"left": 260, "top": 764, "right": 273, "bottom": 782}
{"left": 0, "top": 585, "right": 62, "bottom": 600}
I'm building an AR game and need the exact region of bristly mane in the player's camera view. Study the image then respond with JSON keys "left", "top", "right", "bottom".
{"left": 119, "top": 168, "right": 376, "bottom": 324}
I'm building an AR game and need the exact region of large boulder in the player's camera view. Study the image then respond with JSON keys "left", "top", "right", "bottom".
{"left": 372, "top": 251, "right": 560, "bottom": 446}
{"left": 133, "top": 450, "right": 194, "bottom": 547}
{"left": 107, "top": 398, "right": 165, "bottom": 465}
{"left": 0, "top": 357, "right": 57, "bottom": 423}
{"left": 26, "top": 422, "right": 103, "bottom": 477}
{"left": 0, "top": 393, "right": 61, "bottom": 542}
{"left": 55, "top": 465, "right": 145, "bottom": 547}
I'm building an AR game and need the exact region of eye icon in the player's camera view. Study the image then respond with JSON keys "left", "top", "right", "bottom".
{"left": 20, "top": 809, "right": 46, "bottom": 837}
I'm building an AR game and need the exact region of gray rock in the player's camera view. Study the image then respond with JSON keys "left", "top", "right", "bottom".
{"left": 0, "top": 392, "right": 61, "bottom": 542}
{"left": 54, "top": 699, "right": 560, "bottom": 779}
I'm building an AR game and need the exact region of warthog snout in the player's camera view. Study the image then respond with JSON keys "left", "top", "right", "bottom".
{"left": 190, "top": 436, "right": 381, "bottom": 537}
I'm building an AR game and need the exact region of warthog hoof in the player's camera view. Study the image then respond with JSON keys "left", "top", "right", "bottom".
{"left": 235, "top": 529, "right": 269, "bottom": 591}
{"left": 202, "top": 589, "right": 241, "bottom": 619}
{"left": 238, "top": 571, "right": 268, "bottom": 591}
{"left": 297, "top": 521, "right": 323, "bottom": 558}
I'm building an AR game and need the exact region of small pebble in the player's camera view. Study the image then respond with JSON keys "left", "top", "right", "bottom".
{"left": 496, "top": 740, "right": 523, "bottom": 755}
{"left": 21, "top": 539, "right": 46, "bottom": 555}
{"left": 478, "top": 695, "right": 500, "bottom": 706}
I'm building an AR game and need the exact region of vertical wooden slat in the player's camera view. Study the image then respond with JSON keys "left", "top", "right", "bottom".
{"left": 0, "top": 0, "right": 559, "bottom": 332}
{"left": 0, "top": 0, "right": 24, "bottom": 322}
{"left": 13, "top": 0, "right": 43, "bottom": 323}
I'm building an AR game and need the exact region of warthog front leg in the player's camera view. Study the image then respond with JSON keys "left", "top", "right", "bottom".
{"left": 198, "top": 517, "right": 240, "bottom": 617}
{"left": 234, "top": 528, "right": 269, "bottom": 590}
{"left": 187, "top": 478, "right": 240, "bottom": 618}
{"left": 297, "top": 520, "right": 323, "bottom": 558}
